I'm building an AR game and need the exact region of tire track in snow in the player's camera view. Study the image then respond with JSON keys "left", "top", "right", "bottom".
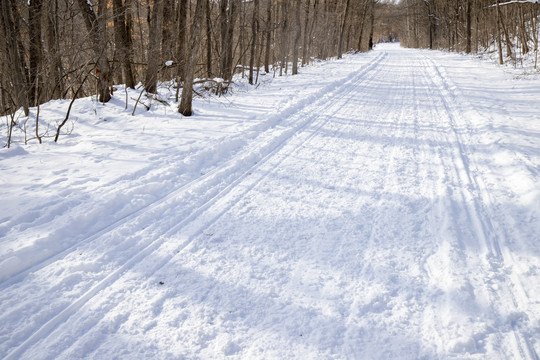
{"left": 1, "top": 53, "right": 388, "bottom": 360}
{"left": 421, "top": 53, "right": 538, "bottom": 360}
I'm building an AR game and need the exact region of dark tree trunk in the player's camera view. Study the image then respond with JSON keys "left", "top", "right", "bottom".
{"left": 144, "top": 0, "right": 165, "bottom": 94}
{"left": 264, "top": 0, "right": 272, "bottom": 73}
{"left": 338, "top": 0, "right": 352, "bottom": 58}
{"left": 496, "top": 0, "right": 504, "bottom": 64}
{"left": 357, "top": 0, "right": 370, "bottom": 51}
{"left": 302, "top": 0, "right": 311, "bottom": 66}
{"left": 161, "top": 0, "right": 174, "bottom": 80}
{"left": 292, "top": 0, "right": 302, "bottom": 74}
{"left": 28, "top": 0, "right": 43, "bottom": 106}
{"left": 249, "top": 0, "right": 260, "bottom": 84}
{"left": 226, "top": 0, "right": 240, "bottom": 80}
{"left": 206, "top": 0, "right": 213, "bottom": 78}
{"left": 177, "top": 0, "right": 188, "bottom": 82}
{"left": 0, "top": 0, "right": 30, "bottom": 115}
{"left": 45, "top": 0, "right": 64, "bottom": 99}
{"left": 220, "top": 0, "right": 230, "bottom": 78}
{"left": 179, "top": 0, "right": 205, "bottom": 116}
{"left": 368, "top": 0, "right": 375, "bottom": 50}
{"left": 112, "top": 0, "right": 135, "bottom": 88}
{"left": 498, "top": 3, "right": 513, "bottom": 57}
{"left": 518, "top": 5, "right": 529, "bottom": 54}
{"left": 466, "top": 0, "right": 471, "bottom": 53}
{"left": 76, "top": 0, "right": 112, "bottom": 103}
{"left": 306, "top": 0, "right": 318, "bottom": 60}
{"left": 279, "top": 0, "right": 289, "bottom": 76}
{"left": 218, "top": 0, "right": 239, "bottom": 81}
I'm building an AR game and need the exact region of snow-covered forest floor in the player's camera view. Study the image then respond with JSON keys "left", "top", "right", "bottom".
{"left": 1, "top": 43, "right": 539, "bottom": 359}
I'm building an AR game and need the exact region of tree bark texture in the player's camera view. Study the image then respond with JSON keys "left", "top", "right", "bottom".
{"left": 112, "top": 0, "right": 136, "bottom": 88}
{"left": 144, "top": 0, "right": 165, "bottom": 94}
{"left": 75, "top": 0, "right": 112, "bottom": 103}
{"left": 179, "top": 0, "right": 205, "bottom": 116}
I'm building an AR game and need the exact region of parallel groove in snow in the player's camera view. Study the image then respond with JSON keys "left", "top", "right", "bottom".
{"left": 2, "top": 44, "right": 539, "bottom": 359}
{"left": 423, "top": 54, "right": 538, "bottom": 360}
{"left": 416, "top": 53, "right": 537, "bottom": 360}
{"left": 2, "top": 53, "right": 387, "bottom": 360}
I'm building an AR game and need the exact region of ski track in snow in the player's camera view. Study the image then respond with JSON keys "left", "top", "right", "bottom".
{"left": 422, "top": 54, "right": 538, "bottom": 359}
{"left": 0, "top": 51, "right": 386, "bottom": 360}
{"left": 1, "top": 44, "right": 539, "bottom": 359}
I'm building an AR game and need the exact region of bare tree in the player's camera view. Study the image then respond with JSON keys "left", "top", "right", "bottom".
{"left": 249, "top": 0, "right": 260, "bottom": 84}
{"left": 144, "top": 0, "right": 165, "bottom": 94}
{"left": 112, "top": 0, "right": 136, "bottom": 88}
{"left": 338, "top": 0, "right": 352, "bottom": 58}
{"left": 206, "top": 0, "right": 213, "bottom": 78}
{"left": 263, "top": 0, "right": 273, "bottom": 73}
{"left": 292, "top": 0, "right": 302, "bottom": 74}
{"left": 75, "top": 0, "right": 112, "bottom": 103}
{"left": 279, "top": 0, "right": 289, "bottom": 76}
{"left": 45, "top": 0, "right": 64, "bottom": 100}
{"left": 175, "top": 0, "right": 188, "bottom": 102}
{"left": 29, "top": 0, "right": 43, "bottom": 106}
{"left": 179, "top": 0, "right": 205, "bottom": 116}
{"left": 0, "top": 0, "right": 30, "bottom": 116}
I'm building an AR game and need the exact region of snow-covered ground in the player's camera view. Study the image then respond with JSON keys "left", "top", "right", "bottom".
{"left": 1, "top": 43, "right": 539, "bottom": 359}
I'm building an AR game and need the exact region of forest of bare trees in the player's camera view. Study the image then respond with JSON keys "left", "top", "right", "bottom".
{"left": 0, "top": 0, "right": 379, "bottom": 120}
{"left": 1, "top": 0, "right": 539, "bottom": 124}
{"left": 393, "top": 0, "right": 539, "bottom": 66}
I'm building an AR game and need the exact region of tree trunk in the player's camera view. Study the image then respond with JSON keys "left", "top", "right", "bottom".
{"left": 144, "top": 0, "right": 165, "bottom": 94}
{"left": 76, "top": 0, "right": 112, "bottom": 103}
{"left": 292, "top": 0, "right": 302, "bottom": 74}
{"left": 496, "top": 0, "right": 504, "bottom": 64}
{"left": 225, "top": 0, "right": 240, "bottom": 80}
{"left": 498, "top": 4, "right": 513, "bottom": 58}
{"left": 206, "top": 0, "right": 213, "bottom": 78}
{"left": 249, "top": 0, "right": 260, "bottom": 84}
{"left": 161, "top": 0, "right": 174, "bottom": 80}
{"left": 321, "top": 0, "right": 331, "bottom": 59}
{"left": 112, "top": 0, "right": 135, "bottom": 88}
{"left": 219, "top": 0, "right": 239, "bottom": 81}
{"left": 279, "top": 0, "right": 289, "bottom": 76}
{"left": 219, "top": 0, "right": 229, "bottom": 79}
{"left": 426, "top": 0, "right": 434, "bottom": 50}
{"left": 179, "top": 0, "right": 205, "bottom": 116}
{"left": 519, "top": 5, "right": 529, "bottom": 54}
{"left": 264, "top": 0, "right": 272, "bottom": 73}
{"left": 45, "top": 0, "right": 63, "bottom": 100}
{"left": 357, "top": 0, "right": 370, "bottom": 51}
{"left": 177, "top": 0, "right": 188, "bottom": 82}
{"left": 466, "top": 0, "right": 471, "bottom": 53}
{"left": 368, "top": 0, "right": 375, "bottom": 50}
{"left": 28, "top": 0, "right": 43, "bottom": 106}
{"left": 307, "top": 0, "right": 318, "bottom": 58}
{"left": 302, "top": 0, "right": 311, "bottom": 65}
{"left": 0, "top": 0, "right": 30, "bottom": 115}
{"left": 338, "top": 0, "right": 352, "bottom": 58}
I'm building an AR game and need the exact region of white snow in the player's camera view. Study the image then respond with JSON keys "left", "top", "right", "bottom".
{"left": 1, "top": 43, "right": 539, "bottom": 359}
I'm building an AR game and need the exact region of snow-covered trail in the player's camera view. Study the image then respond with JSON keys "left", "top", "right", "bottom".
{"left": 1, "top": 44, "right": 539, "bottom": 359}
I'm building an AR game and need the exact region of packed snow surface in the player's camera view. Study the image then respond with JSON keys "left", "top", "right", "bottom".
{"left": 1, "top": 43, "right": 539, "bottom": 359}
